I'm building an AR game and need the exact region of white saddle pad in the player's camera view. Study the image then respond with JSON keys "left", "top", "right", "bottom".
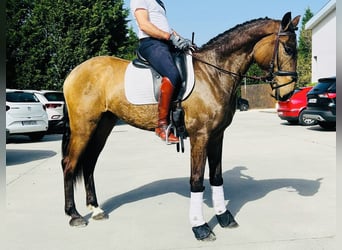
{"left": 124, "top": 54, "right": 195, "bottom": 105}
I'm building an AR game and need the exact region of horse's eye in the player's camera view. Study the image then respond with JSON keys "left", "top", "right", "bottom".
{"left": 284, "top": 45, "right": 295, "bottom": 56}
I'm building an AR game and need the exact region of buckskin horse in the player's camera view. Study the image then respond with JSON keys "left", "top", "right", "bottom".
{"left": 61, "top": 12, "right": 300, "bottom": 241}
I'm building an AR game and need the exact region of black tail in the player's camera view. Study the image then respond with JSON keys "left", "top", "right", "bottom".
{"left": 61, "top": 103, "right": 70, "bottom": 158}
{"left": 60, "top": 102, "right": 83, "bottom": 183}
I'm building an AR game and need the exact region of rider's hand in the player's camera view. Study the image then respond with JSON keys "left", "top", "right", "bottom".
{"left": 169, "top": 33, "right": 193, "bottom": 51}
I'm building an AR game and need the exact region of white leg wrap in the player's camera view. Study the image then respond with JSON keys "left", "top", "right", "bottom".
{"left": 211, "top": 185, "right": 227, "bottom": 215}
{"left": 88, "top": 205, "right": 105, "bottom": 218}
{"left": 189, "top": 192, "right": 206, "bottom": 227}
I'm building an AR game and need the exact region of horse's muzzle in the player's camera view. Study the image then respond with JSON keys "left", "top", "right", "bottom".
{"left": 269, "top": 71, "right": 298, "bottom": 101}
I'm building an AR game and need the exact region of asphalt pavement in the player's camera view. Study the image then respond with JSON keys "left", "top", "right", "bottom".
{"left": 4, "top": 109, "right": 336, "bottom": 250}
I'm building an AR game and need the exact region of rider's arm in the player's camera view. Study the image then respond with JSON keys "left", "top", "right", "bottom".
{"left": 134, "top": 8, "right": 171, "bottom": 40}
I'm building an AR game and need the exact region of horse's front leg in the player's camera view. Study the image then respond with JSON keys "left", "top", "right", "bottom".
{"left": 189, "top": 136, "right": 216, "bottom": 241}
{"left": 207, "top": 133, "right": 238, "bottom": 228}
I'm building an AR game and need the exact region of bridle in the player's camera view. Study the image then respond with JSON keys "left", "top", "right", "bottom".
{"left": 188, "top": 24, "right": 298, "bottom": 96}
{"left": 267, "top": 26, "right": 298, "bottom": 93}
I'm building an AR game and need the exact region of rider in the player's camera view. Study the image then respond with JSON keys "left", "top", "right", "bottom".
{"left": 130, "top": 0, "right": 193, "bottom": 144}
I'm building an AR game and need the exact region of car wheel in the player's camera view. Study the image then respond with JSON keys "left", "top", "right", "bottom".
{"left": 287, "top": 120, "right": 299, "bottom": 125}
{"left": 299, "top": 111, "right": 317, "bottom": 126}
{"left": 28, "top": 132, "right": 46, "bottom": 141}
{"left": 239, "top": 104, "right": 249, "bottom": 111}
{"left": 318, "top": 122, "right": 336, "bottom": 130}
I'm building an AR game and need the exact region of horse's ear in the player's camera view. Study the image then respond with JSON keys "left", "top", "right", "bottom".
{"left": 291, "top": 15, "right": 301, "bottom": 29}
{"left": 281, "top": 12, "right": 292, "bottom": 30}
{"left": 281, "top": 12, "right": 301, "bottom": 31}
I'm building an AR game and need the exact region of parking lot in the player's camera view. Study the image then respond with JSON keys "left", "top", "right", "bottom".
{"left": 4, "top": 109, "right": 336, "bottom": 250}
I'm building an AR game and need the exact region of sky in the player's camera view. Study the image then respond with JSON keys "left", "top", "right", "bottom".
{"left": 124, "top": 0, "right": 330, "bottom": 46}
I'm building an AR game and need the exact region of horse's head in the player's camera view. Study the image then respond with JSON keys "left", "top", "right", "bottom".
{"left": 253, "top": 12, "right": 300, "bottom": 101}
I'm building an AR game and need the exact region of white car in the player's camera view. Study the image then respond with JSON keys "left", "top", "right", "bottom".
{"left": 30, "top": 90, "right": 65, "bottom": 132}
{"left": 6, "top": 89, "right": 48, "bottom": 141}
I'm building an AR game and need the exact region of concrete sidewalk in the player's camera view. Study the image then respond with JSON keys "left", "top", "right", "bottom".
{"left": 4, "top": 110, "right": 336, "bottom": 249}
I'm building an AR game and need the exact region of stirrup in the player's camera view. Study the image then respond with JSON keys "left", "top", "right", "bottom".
{"left": 165, "top": 124, "right": 176, "bottom": 145}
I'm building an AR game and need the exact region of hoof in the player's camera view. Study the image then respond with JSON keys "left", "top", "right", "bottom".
{"left": 192, "top": 223, "right": 216, "bottom": 241}
{"left": 92, "top": 211, "right": 109, "bottom": 220}
{"left": 216, "top": 210, "right": 239, "bottom": 228}
{"left": 69, "top": 217, "right": 88, "bottom": 227}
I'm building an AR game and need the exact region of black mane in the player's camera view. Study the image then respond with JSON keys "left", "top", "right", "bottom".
{"left": 198, "top": 17, "right": 273, "bottom": 53}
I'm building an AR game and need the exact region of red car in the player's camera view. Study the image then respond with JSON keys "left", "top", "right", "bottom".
{"left": 277, "top": 86, "right": 317, "bottom": 126}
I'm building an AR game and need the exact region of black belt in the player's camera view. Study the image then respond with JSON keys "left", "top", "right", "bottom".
{"left": 140, "top": 37, "right": 155, "bottom": 42}
{"left": 140, "top": 37, "right": 171, "bottom": 45}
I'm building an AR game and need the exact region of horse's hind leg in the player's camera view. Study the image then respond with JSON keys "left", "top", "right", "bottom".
{"left": 81, "top": 112, "right": 117, "bottom": 220}
{"left": 62, "top": 135, "right": 93, "bottom": 227}
{"left": 207, "top": 133, "right": 238, "bottom": 228}
{"left": 62, "top": 111, "right": 116, "bottom": 227}
{"left": 61, "top": 104, "right": 87, "bottom": 226}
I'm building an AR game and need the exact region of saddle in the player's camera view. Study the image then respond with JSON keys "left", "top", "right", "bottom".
{"left": 132, "top": 51, "right": 188, "bottom": 101}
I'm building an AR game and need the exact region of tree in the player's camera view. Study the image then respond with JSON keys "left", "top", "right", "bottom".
{"left": 245, "top": 63, "right": 265, "bottom": 85}
{"left": 6, "top": 0, "right": 34, "bottom": 88}
{"left": 6, "top": 0, "right": 138, "bottom": 90}
{"left": 297, "top": 8, "right": 314, "bottom": 86}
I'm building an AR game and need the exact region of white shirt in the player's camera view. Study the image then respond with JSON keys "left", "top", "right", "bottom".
{"left": 130, "top": 0, "right": 171, "bottom": 39}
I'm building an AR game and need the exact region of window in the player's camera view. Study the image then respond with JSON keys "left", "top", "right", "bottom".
{"left": 6, "top": 92, "right": 39, "bottom": 103}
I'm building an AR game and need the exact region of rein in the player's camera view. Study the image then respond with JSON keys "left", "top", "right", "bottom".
{"left": 188, "top": 27, "right": 298, "bottom": 89}
{"left": 187, "top": 52, "right": 268, "bottom": 82}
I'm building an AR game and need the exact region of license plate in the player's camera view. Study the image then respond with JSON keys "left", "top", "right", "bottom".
{"left": 22, "top": 121, "right": 37, "bottom": 125}
{"left": 308, "top": 98, "right": 317, "bottom": 103}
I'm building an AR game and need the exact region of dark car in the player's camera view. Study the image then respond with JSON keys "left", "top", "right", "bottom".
{"left": 237, "top": 97, "right": 249, "bottom": 111}
{"left": 277, "top": 86, "right": 317, "bottom": 126}
{"left": 302, "top": 76, "right": 336, "bottom": 130}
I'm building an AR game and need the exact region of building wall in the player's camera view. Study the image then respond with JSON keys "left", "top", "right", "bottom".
{"left": 311, "top": 9, "right": 336, "bottom": 82}
{"left": 240, "top": 84, "right": 276, "bottom": 109}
